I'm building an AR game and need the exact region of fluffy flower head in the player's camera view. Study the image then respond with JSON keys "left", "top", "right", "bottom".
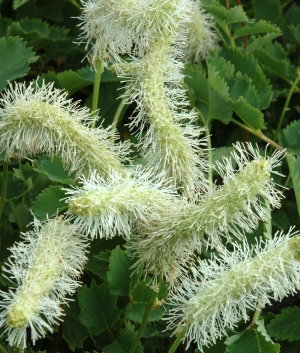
{"left": 0, "top": 217, "right": 88, "bottom": 348}
{"left": 0, "top": 81, "right": 128, "bottom": 179}
{"left": 166, "top": 229, "right": 300, "bottom": 351}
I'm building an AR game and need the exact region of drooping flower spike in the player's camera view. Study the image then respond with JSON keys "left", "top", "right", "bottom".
{"left": 166, "top": 229, "right": 300, "bottom": 351}
{"left": 129, "top": 143, "right": 285, "bottom": 283}
{"left": 0, "top": 217, "right": 88, "bottom": 348}
{"left": 65, "top": 168, "right": 179, "bottom": 239}
{"left": 0, "top": 81, "right": 128, "bottom": 179}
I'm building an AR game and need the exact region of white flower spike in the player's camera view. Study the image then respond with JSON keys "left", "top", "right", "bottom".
{"left": 0, "top": 217, "right": 88, "bottom": 348}
{"left": 166, "top": 229, "right": 300, "bottom": 351}
{"left": 0, "top": 81, "right": 128, "bottom": 179}
{"left": 65, "top": 169, "right": 178, "bottom": 239}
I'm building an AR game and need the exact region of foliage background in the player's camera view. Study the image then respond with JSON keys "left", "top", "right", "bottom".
{"left": 1, "top": 0, "right": 300, "bottom": 352}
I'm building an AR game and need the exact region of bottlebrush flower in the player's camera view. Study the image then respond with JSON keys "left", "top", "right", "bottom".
{"left": 165, "top": 229, "right": 300, "bottom": 351}
{"left": 0, "top": 81, "right": 128, "bottom": 179}
{"left": 65, "top": 168, "right": 178, "bottom": 239}
{"left": 0, "top": 217, "right": 88, "bottom": 348}
{"left": 129, "top": 143, "right": 285, "bottom": 283}
{"left": 183, "top": 0, "right": 218, "bottom": 62}
{"left": 78, "top": 0, "right": 193, "bottom": 66}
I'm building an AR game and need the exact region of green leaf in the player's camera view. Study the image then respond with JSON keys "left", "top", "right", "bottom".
{"left": 85, "top": 251, "right": 111, "bottom": 280}
{"left": 283, "top": 120, "right": 300, "bottom": 155}
{"left": 13, "top": 162, "right": 52, "bottom": 209}
{"left": 63, "top": 300, "right": 89, "bottom": 351}
{"left": 286, "top": 155, "right": 300, "bottom": 219}
{"left": 220, "top": 48, "right": 272, "bottom": 110}
{"left": 231, "top": 97, "right": 265, "bottom": 130}
{"left": 271, "top": 210, "right": 289, "bottom": 231}
{"left": 267, "top": 307, "right": 300, "bottom": 342}
{"left": 196, "top": 338, "right": 227, "bottom": 352}
{"left": 289, "top": 24, "right": 300, "bottom": 46}
{"left": 226, "top": 6, "right": 248, "bottom": 25}
{"left": 229, "top": 72, "right": 260, "bottom": 108}
{"left": 184, "top": 60, "right": 232, "bottom": 124}
{"left": 57, "top": 68, "right": 93, "bottom": 96}
{"left": 234, "top": 20, "right": 280, "bottom": 38}
{"left": 107, "top": 246, "right": 142, "bottom": 297}
{"left": 34, "top": 156, "right": 75, "bottom": 184}
{"left": 6, "top": 18, "right": 68, "bottom": 51}
{"left": 0, "top": 172, "right": 25, "bottom": 201}
{"left": 78, "top": 280, "right": 121, "bottom": 336}
{"left": 228, "top": 328, "right": 280, "bottom": 353}
{"left": 0, "top": 36, "right": 38, "bottom": 92}
{"left": 253, "top": 43, "right": 293, "bottom": 78}
{"left": 103, "top": 329, "right": 143, "bottom": 353}
{"left": 31, "top": 186, "right": 67, "bottom": 220}
{"left": 13, "top": 0, "right": 30, "bottom": 9}
{"left": 283, "top": 4, "right": 300, "bottom": 46}
{"left": 247, "top": 32, "right": 282, "bottom": 55}
{"left": 127, "top": 281, "right": 168, "bottom": 323}
{"left": 252, "top": 0, "right": 282, "bottom": 26}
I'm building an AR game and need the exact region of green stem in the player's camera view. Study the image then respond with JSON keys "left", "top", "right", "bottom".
{"left": 0, "top": 161, "right": 9, "bottom": 218}
{"left": 91, "top": 60, "right": 103, "bottom": 128}
{"left": 167, "top": 327, "right": 187, "bottom": 353}
{"left": 231, "top": 119, "right": 284, "bottom": 151}
{"left": 128, "top": 286, "right": 159, "bottom": 353}
{"left": 247, "top": 306, "right": 262, "bottom": 329}
{"left": 273, "top": 72, "right": 300, "bottom": 143}
{"left": 111, "top": 99, "right": 126, "bottom": 144}
{"left": 8, "top": 201, "right": 23, "bottom": 231}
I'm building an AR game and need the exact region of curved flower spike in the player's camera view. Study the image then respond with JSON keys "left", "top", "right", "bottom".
{"left": 0, "top": 81, "right": 128, "bottom": 179}
{"left": 65, "top": 169, "right": 178, "bottom": 239}
{"left": 130, "top": 144, "right": 285, "bottom": 283}
{"left": 166, "top": 228, "right": 300, "bottom": 351}
{"left": 0, "top": 217, "right": 88, "bottom": 348}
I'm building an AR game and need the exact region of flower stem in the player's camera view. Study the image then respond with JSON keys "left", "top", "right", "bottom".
{"left": 8, "top": 200, "right": 23, "bottom": 231}
{"left": 247, "top": 306, "right": 262, "bottom": 329}
{"left": 128, "top": 285, "right": 159, "bottom": 353}
{"left": 231, "top": 118, "right": 284, "bottom": 151}
{"left": 273, "top": 72, "right": 300, "bottom": 143}
{"left": 91, "top": 59, "right": 103, "bottom": 128}
{"left": 167, "top": 327, "right": 187, "bottom": 353}
{"left": 111, "top": 99, "right": 126, "bottom": 144}
{"left": 0, "top": 161, "right": 9, "bottom": 218}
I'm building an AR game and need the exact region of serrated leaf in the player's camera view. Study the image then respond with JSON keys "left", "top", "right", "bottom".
{"left": 253, "top": 43, "right": 293, "bottom": 78}
{"left": 229, "top": 72, "right": 260, "bottom": 108}
{"left": 0, "top": 172, "right": 25, "bottom": 201}
{"left": 57, "top": 69, "right": 93, "bottom": 96}
{"left": 107, "top": 246, "right": 142, "bottom": 297}
{"left": 78, "top": 280, "right": 121, "bottom": 336}
{"left": 247, "top": 33, "right": 281, "bottom": 55}
{"left": 267, "top": 307, "right": 300, "bottom": 342}
{"left": 287, "top": 154, "right": 300, "bottom": 219}
{"left": 34, "top": 156, "right": 75, "bottom": 184}
{"left": 220, "top": 48, "right": 272, "bottom": 110}
{"left": 256, "top": 320, "right": 273, "bottom": 343}
{"left": 231, "top": 97, "right": 265, "bottom": 129}
{"left": 202, "top": 3, "right": 227, "bottom": 23}
{"left": 226, "top": 6, "right": 248, "bottom": 25}
{"left": 234, "top": 20, "right": 280, "bottom": 38}
{"left": 85, "top": 251, "right": 111, "bottom": 280}
{"left": 228, "top": 329, "right": 280, "bottom": 353}
{"left": 283, "top": 4, "right": 300, "bottom": 46}
{"left": 7, "top": 18, "right": 50, "bottom": 51}
{"left": 13, "top": 0, "right": 30, "bottom": 9}
{"left": 289, "top": 24, "right": 300, "bottom": 46}
{"left": 283, "top": 120, "right": 300, "bottom": 155}
{"left": 252, "top": 0, "right": 282, "bottom": 26}
{"left": 103, "top": 329, "right": 143, "bottom": 353}
{"left": 31, "top": 186, "right": 67, "bottom": 220}
{"left": 63, "top": 300, "right": 89, "bottom": 351}
{"left": 127, "top": 281, "right": 168, "bottom": 323}
{"left": 0, "top": 36, "right": 38, "bottom": 91}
